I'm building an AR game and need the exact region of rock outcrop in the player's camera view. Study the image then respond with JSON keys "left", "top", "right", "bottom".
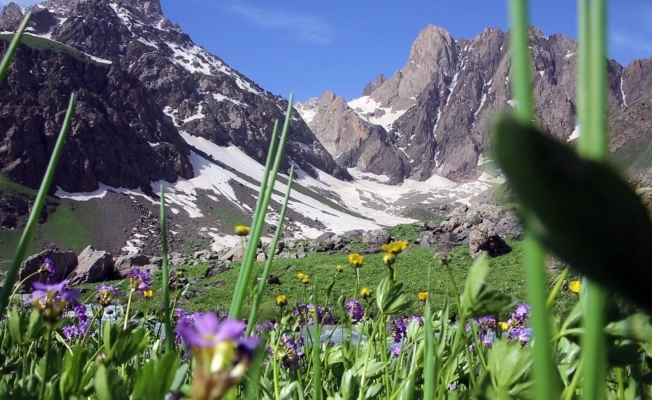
{"left": 303, "top": 24, "right": 652, "bottom": 184}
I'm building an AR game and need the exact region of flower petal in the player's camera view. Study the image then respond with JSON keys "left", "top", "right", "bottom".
{"left": 215, "top": 317, "right": 246, "bottom": 342}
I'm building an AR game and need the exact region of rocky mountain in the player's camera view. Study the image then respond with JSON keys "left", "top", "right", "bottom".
{"left": 300, "top": 24, "right": 652, "bottom": 183}
{"left": 0, "top": 0, "right": 497, "bottom": 260}
{"left": 0, "top": 0, "right": 350, "bottom": 194}
{"left": 362, "top": 74, "right": 385, "bottom": 96}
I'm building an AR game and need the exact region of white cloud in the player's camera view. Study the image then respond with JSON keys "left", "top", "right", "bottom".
{"left": 223, "top": 2, "right": 333, "bottom": 44}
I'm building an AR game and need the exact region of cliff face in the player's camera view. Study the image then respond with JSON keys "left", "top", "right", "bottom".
{"left": 0, "top": 0, "right": 350, "bottom": 193}
{"left": 302, "top": 24, "right": 652, "bottom": 183}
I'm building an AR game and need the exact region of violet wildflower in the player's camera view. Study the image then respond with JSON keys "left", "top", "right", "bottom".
{"left": 508, "top": 327, "right": 532, "bottom": 344}
{"left": 96, "top": 284, "right": 120, "bottom": 307}
{"left": 512, "top": 303, "right": 530, "bottom": 320}
{"left": 391, "top": 344, "right": 402, "bottom": 357}
{"left": 388, "top": 318, "right": 407, "bottom": 343}
{"left": 176, "top": 312, "right": 261, "bottom": 400}
{"left": 275, "top": 333, "right": 305, "bottom": 369}
{"left": 345, "top": 299, "right": 364, "bottom": 323}
{"left": 449, "top": 383, "right": 458, "bottom": 391}
{"left": 126, "top": 268, "right": 153, "bottom": 295}
{"left": 26, "top": 280, "right": 80, "bottom": 325}
{"left": 39, "top": 258, "right": 55, "bottom": 277}
{"left": 409, "top": 315, "right": 424, "bottom": 326}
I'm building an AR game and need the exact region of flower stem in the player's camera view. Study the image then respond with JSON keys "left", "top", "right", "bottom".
{"left": 79, "top": 306, "right": 101, "bottom": 347}
{"left": 39, "top": 328, "right": 53, "bottom": 400}
{"left": 9, "top": 270, "right": 40, "bottom": 304}
{"left": 123, "top": 290, "right": 134, "bottom": 330}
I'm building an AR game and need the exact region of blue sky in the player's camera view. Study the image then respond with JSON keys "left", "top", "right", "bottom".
{"left": 6, "top": 0, "right": 652, "bottom": 101}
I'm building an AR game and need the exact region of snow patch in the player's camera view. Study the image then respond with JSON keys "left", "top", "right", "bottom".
{"left": 568, "top": 125, "right": 580, "bottom": 141}
{"left": 347, "top": 96, "right": 408, "bottom": 131}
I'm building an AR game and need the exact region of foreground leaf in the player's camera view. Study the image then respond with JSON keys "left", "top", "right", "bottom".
{"left": 491, "top": 114, "right": 652, "bottom": 312}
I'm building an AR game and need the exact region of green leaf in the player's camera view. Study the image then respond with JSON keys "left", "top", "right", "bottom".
{"left": 94, "top": 365, "right": 127, "bottom": 400}
{"left": 133, "top": 352, "right": 179, "bottom": 400}
{"left": 461, "top": 253, "right": 490, "bottom": 313}
{"left": 59, "top": 344, "right": 87, "bottom": 398}
{"left": 491, "top": 114, "right": 652, "bottom": 312}
{"left": 26, "top": 309, "right": 46, "bottom": 341}
{"left": 604, "top": 313, "right": 652, "bottom": 343}
{"left": 375, "top": 277, "right": 413, "bottom": 316}
{"left": 7, "top": 307, "right": 22, "bottom": 344}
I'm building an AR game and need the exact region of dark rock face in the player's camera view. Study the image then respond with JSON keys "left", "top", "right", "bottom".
{"left": 308, "top": 91, "right": 408, "bottom": 182}
{"left": 308, "top": 24, "right": 652, "bottom": 183}
{"left": 68, "top": 245, "right": 115, "bottom": 284}
{"left": 469, "top": 222, "right": 511, "bottom": 258}
{"left": 0, "top": 41, "right": 193, "bottom": 192}
{"left": 362, "top": 74, "right": 385, "bottom": 96}
{"left": 19, "top": 249, "right": 78, "bottom": 289}
{"left": 0, "top": 0, "right": 349, "bottom": 195}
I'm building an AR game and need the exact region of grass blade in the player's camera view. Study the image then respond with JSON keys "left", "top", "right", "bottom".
{"left": 160, "top": 185, "right": 173, "bottom": 353}
{"left": 578, "top": 0, "right": 608, "bottom": 398}
{"left": 0, "top": 12, "right": 31, "bottom": 86}
{"left": 312, "top": 282, "right": 322, "bottom": 400}
{"left": 507, "top": 1, "right": 560, "bottom": 399}
{"left": 0, "top": 93, "right": 75, "bottom": 318}
{"left": 229, "top": 93, "right": 294, "bottom": 318}
{"left": 246, "top": 165, "right": 295, "bottom": 335}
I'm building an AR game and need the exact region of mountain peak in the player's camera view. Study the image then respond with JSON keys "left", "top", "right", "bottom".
{"left": 362, "top": 73, "right": 385, "bottom": 96}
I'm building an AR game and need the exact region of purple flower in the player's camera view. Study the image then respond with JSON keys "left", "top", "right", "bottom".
{"left": 346, "top": 299, "right": 364, "bottom": 323}
{"left": 275, "top": 333, "right": 305, "bottom": 369}
{"left": 449, "top": 383, "right": 458, "bottom": 391}
{"left": 508, "top": 327, "right": 532, "bottom": 344}
{"left": 388, "top": 318, "right": 407, "bottom": 343}
{"left": 391, "top": 344, "right": 402, "bottom": 357}
{"left": 127, "top": 268, "right": 153, "bottom": 294}
{"left": 176, "top": 312, "right": 260, "bottom": 355}
{"left": 39, "top": 258, "right": 55, "bottom": 276}
{"left": 409, "top": 315, "right": 424, "bottom": 326}
{"left": 96, "top": 284, "right": 119, "bottom": 307}
{"left": 512, "top": 303, "right": 530, "bottom": 321}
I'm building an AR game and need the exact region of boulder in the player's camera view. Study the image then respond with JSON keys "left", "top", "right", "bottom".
{"left": 220, "top": 246, "right": 245, "bottom": 262}
{"left": 362, "top": 228, "right": 391, "bottom": 245}
{"left": 419, "top": 231, "right": 438, "bottom": 248}
{"left": 114, "top": 254, "right": 150, "bottom": 278}
{"left": 194, "top": 249, "right": 210, "bottom": 261}
{"left": 469, "top": 222, "right": 512, "bottom": 258}
{"left": 68, "top": 245, "right": 115, "bottom": 284}
{"left": 19, "top": 250, "right": 78, "bottom": 289}
{"left": 204, "top": 261, "right": 233, "bottom": 278}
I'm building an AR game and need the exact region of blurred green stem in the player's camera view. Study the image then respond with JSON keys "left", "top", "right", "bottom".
{"left": 577, "top": 0, "right": 608, "bottom": 398}
{"left": 39, "top": 328, "right": 52, "bottom": 400}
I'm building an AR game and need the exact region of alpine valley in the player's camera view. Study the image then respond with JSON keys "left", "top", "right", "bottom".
{"left": 0, "top": 0, "right": 651, "bottom": 263}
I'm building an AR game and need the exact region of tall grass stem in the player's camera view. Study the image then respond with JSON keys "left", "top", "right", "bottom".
{"left": 508, "top": 1, "right": 559, "bottom": 397}
{"left": 159, "top": 185, "right": 173, "bottom": 352}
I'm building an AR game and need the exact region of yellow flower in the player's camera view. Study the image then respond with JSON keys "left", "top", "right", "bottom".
{"left": 235, "top": 225, "right": 251, "bottom": 236}
{"left": 143, "top": 290, "right": 153, "bottom": 299}
{"left": 348, "top": 253, "right": 364, "bottom": 268}
{"left": 418, "top": 291, "right": 429, "bottom": 301}
{"left": 296, "top": 272, "right": 309, "bottom": 281}
{"left": 302, "top": 278, "right": 310, "bottom": 285}
{"left": 336, "top": 265, "right": 344, "bottom": 272}
{"left": 568, "top": 280, "right": 581, "bottom": 293}
{"left": 360, "top": 287, "right": 372, "bottom": 299}
{"left": 276, "top": 295, "right": 288, "bottom": 307}
{"left": 382, "top": 240, "right": 409, "bottom": 255}
{"left": 382, "top": 252, "right": 396, "bottom": 266}
{"left": 499, "top": 321, "right": 509, "bottom": 331}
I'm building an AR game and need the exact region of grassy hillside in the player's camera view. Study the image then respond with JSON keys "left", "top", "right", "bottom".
{"left": 98, "top": 237, "right": 577, "bottom": 323}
